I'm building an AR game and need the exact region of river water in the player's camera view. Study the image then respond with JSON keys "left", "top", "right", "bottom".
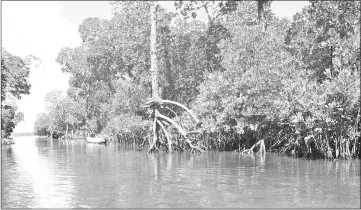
{"left": 1, "top": 135, "right": 360, "bottom": 208}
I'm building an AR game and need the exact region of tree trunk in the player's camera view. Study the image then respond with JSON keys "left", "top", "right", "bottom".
{"left": 148, "top": 1, "right": 160, "bottom": 152}
{"left": 162, "top": 32, "right": 174, "bottom": 99}
{"left": 146, "top": 1, "right": 203, "bottom": 153}
{"left": 150, "top": 1, "right": 158, "bottom": 99}
{"left": 257, "top": 1, "right": 269, "bottom": 33}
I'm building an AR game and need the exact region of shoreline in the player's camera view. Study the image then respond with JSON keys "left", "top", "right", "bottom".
{"left": 8, "top": 134, "right": 360, "bottom": 161}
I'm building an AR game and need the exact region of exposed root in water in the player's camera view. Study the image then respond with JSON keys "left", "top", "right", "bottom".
{"left": 158, "top": 113, "right": 203, "bottom": 153}
{"left": 145, "top": 97, "right": 204, "bottom": 153}
{"left": 137, "top": 134, "right": 151, "bottom": 150}
{"left": 241, "top": 139, "right": 266, "bottom": 155}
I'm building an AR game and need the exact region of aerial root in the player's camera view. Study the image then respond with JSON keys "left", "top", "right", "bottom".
{"left": 148, "top": 117, "right": 158, "bottom": 153}
{"left": 241, "top": 139, "right": 266, "bottom": 155}
{"left": 145, "top": 97, "right": 204, "bottom": 153}
{"left": 157, "top": 120, "right": 172, "bottom": 152}
{"left": 185, "top": 138, "right": 204, "bottom": 153}
{"left": 144, "top": 98, "right": 200, "bottom": 124}
{"left": 157, "top": 114, "right": 204, "bottom": 153}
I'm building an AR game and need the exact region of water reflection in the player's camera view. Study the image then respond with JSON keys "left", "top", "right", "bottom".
{"left": 2, "top": 136, "right": 75, "bottom": 208}
{"left": 2, "top": 136, "right": 360, "bottom": 208}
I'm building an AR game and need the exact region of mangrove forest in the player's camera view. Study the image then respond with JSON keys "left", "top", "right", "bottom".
{"left": 19, "top": 1, "right": 361, "bottom": 159}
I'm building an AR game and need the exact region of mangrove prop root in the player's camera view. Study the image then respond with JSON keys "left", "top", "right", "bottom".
{"left": 269, "top": 138, "right": 285, "bottom": 150}
{"left": 158, "top": 113, "right": 204, "bottom": 153}
{"left": 145, "top": 96, "right": 204, "bottom": 153}
{"left": 241, "top": 139, "right": 266, "bottom": 155}
{"left": 164, "top": 106, "right": 178, "bottom": 118}
{"left": 158, "top": 114, "right": 187, "bottom": 136}
{"left": 148, "top": 117, "right": 158, "bottom": 153}
{"left": 138, "top": 134, "right": 151, "bottom": 150}
{"left": 145, "top": 98, "right": 200, "bottom": 124}
{"left": 162, "top": 100, "right": 200, "bottom": 124}
{"left": 158, "top": 120, "right": 172, "bottom": 152}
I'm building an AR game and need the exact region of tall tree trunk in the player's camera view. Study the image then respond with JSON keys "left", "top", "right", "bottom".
{"left": 150, "top": 1, "right": 158, "bottom": 99}
{"left": 149, "top": 1, "right": 160, "bottom": 151}
{"left": 257, "top": 0, "right": 270, "bottom": 33}
{"left": 146, "top": 1, "right": 203, "bottom": 153}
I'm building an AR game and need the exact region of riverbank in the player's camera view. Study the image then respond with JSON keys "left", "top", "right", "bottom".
{"left": 32, "top": 124, "right": 360, "bottom": 160}
{"left": 100, "top": 128, "right": 361, "bottom": 160}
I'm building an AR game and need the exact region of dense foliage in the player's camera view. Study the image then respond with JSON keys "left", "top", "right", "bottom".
{"left": 36, "top": 1, "right": 360, "bottom": 158}
{"left": 1, "top": 48, "right": 33, "bottom": 140}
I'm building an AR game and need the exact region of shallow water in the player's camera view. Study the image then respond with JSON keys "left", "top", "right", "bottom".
{"left": 1, "top": 135, "right": 360, "bottom": 208}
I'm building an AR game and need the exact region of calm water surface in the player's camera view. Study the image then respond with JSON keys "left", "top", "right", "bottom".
{"left": 1, "top": 135, "right": 360, "bottom": 208}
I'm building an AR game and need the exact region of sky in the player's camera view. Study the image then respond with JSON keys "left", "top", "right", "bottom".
{"left": 2, "top": 1, "right": 309, "bottom": 133}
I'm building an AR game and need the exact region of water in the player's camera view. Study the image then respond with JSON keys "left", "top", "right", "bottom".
{"left": 1, "top": 135, "right": 360, "bottom": 208}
